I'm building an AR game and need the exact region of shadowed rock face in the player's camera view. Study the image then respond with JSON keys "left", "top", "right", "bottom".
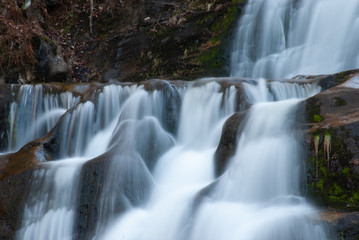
{"left": 0, "top": 169, "right": 33, "bottom": 240}
{"left": 303, "top": 69, "right": 359, "bottom": 213}
{"left": 74, "top": 153, "right": 110, "bottom": 240}
{"left": 214, "top": 112, "right": 246, "bottom": 177}
{"left": 0, "top": 138, "right": 54, "bottom": 239}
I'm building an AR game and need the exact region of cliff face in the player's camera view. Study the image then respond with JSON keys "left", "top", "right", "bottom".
{"left": 0, "top": 0, "right": 246, "bottom": 83}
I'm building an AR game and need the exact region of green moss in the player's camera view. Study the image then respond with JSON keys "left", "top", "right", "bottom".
{"left": 352, "top": 192, "right": 359, "bottom": 203}
{"left": 195, "top": 47, "right": 222, "bottom": 68}
{"left": 313, "top": 114, "right": 323, "bottom": 123}
{"left": 210, "top": 1, "right": 243, "bottom": 34}
{"left": 342, "top": 167, "right": 350, "bottom": 175}
{"left": 307, "top": 128, "right": 359, "bottom": 210}
{"left": 337, "top": 72, "right": 346, "bottom": 79}
{"left": 306, "top": 99, "right": 323, "bottom": 123}
{"left": 317, "top": 178, "right": 325, "bottom": 190}
{"left": 332, "top": 183, "right": 344, "bottom": 195}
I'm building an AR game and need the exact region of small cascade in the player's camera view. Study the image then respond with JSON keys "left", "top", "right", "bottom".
{"left": 97, "top": 82, "right": 240, "bottom": 240}
{"left": 7, "top": 85, "right": 79, "bottom": 152}
{"left": 5, "top": 0, "right": 359, "bottom": 239}
{"left": 8, "top": 79, "right": 330, "bottom": 240}
{"left": 16, "top": 158, "right": 87, "bottom": 240}
{"left": 178, "top": 82, "right": 237, "bottom": 148}
{"left": 231, "top": 0, "right": 359, "bottom": 78}
{"left": 93, "top": 84, "right": 184, "bottom": 238}
{"left": 13, "top": 84, "right": 152, "bottom": 240}
{"left": 188, "top": 80, "right": 326, "bottom": 240}
{"left": 53, "top": 85, "right": 141, "bottom": 158}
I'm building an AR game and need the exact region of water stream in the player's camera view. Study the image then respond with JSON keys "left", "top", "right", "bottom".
{"left": 231, "top": 0, "right": 359, "bottom": 78}
{"left": 9, "top": 0, "right": 359, "bottom": 239}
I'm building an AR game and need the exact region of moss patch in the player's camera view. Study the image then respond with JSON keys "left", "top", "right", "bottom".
{"left": 306, "top": 97, "right": 323, "bottom": 124}
{"left": 306, "top": 128, "right": 359, "bottom": 210}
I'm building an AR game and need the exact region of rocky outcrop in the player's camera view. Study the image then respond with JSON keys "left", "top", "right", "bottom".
{"left": 0, "top": 140, "right": 53, "bottom": 239}
{"left": 82, "top": 0, "right": 247, "bottom": 82}
{"left": 214, "top": 112, "right": 246, "bottom": 177}
{"left": 303, "top": 70, "right": 359, "bottom": 210}
{"left": 0, "top": 0, "right": 247, "bottom": 83}
{"left": 34, "top": 39, "right": 69, "bottom": 82}
{"left": 302, "top": 70, "right": 359, "bottom": 237}
{"left": 318, "top": 210, "right": 359, "bottom": 239}
{"left": 0, "top": 169, "right": 33, "bottom": 240}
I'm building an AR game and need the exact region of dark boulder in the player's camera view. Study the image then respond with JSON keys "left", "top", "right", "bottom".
{"left": 214, "top": 112, "right": 246, "bottom": 177}
{"left": 74, "top": 148, "right": 155, "bottom": 240}
{"left": 34, "top": 39, "right": 69, "bottom": 82}
{"left": 73, "top": 154, "right": 110, "bottom": 240}
{"left": 0, "top": 169, "right": 33, "bottom": 240}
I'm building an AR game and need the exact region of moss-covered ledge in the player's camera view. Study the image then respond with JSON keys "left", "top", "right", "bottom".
{"left": 302, "top": 70, "right": 359, "bottom": 210}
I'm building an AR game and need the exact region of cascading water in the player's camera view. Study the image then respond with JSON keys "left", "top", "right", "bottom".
{"left": 189, "top": 80, "right": 326, "bottom": 240}
{"left": 14, "top": 84, "right": 141, "bottom": 240}
{"left": 231, "top": 0, "right": 359, "bottom": 78}
{"left": 9, "top": 0, "right": 358, "bottom": 239}
{"left": 7, "top": 85, "right": 79, "bottom": 152}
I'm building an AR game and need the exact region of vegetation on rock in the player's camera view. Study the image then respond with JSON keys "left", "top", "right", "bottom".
{"left": 303, "top": 69, "right": 359, "bottom": 211}
{"left": 0, "top": 0, "right": 246, "bottom": 83}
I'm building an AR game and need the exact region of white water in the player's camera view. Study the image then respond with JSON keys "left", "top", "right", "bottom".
{"left": 10, "top": 80, "right": 327, "bottom": 240}
{"left": 231, "top": 0, "right": 359, "bottom": 78}
{"left": 12, "top": 0, "right": 359, "bottom": 238}
{"left": 14, "top": 84, "right": 143, "bottom": 240}
{"left": 16, "top": 158, "right": 88, "bottom": 240}
{"left": 188, "top": 81, "right": 326, "bottom": 240}
{"left": 7, "top": 85, "right": 79, "bottom": 152}
{"left": 96, "top": 80, "right": 327, "bottom": 240}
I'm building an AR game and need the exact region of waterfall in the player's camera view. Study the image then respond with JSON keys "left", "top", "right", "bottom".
{"left": 7, "top": 85, "right": 79, "bottom": 152}
{"left": 15, "top": 157, "right": 88, "bottom": 240}
{"left": 231, "top": 0, "right": 359, "bottom": 78}
{"left": 9, "top": 0, "right": 358, "bottom": 239}
{"left": 188, "top": 81, "right": 326, "bottom": 239}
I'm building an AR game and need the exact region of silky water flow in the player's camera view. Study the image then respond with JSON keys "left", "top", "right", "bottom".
{"left": 231, "top": 0, "right": 359, "bottom": 78}
{"left": 9, "top": 0, "right": 359, "bottom": 239}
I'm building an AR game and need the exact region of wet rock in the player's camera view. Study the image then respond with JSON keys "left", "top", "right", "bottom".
{"left": 303, "top": 75, "right": 359, "bottom": 210}
{"left": 74, "top": 154, "right": 110, "bottom": 240}
{"left": 317, "top": 69, "right": 359, "bottom": 91}
{"left": 0, "top": 169, "right": 33, "bottom": 240}
{"left": 0, "top": 141, "right": 51, "bottom": 180}
{"left": 214, "top": 112, "right": 246, "bottom": 177}
{"left": 0, "top": 140, "right": 50, "bottom": 239}
{"left": 317, "top": 210, "right": 359, "bottom": 239}
{"left": 192, "top": 180, "right": 219, "bottom": 211}
{"left": 74, "top": 148, "right": 155, "bottom": 240}
{"left": 108, "top": 117, "right": 175, "bottom": 171}
{"left": 141, "top": 79, "right": 186, "bottom": 135}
